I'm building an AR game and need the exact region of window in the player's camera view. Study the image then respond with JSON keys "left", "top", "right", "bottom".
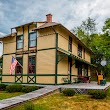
{"left": 16, "top": 57, "right": 23, "bottom": 74}
{"left": 78, "top": 45, "right": 82, "bottom": 58}
{"left": 29, "top": 32, "right": 37, "bottom": 47}
{"left": 28, "top": 56, "right": 36, "bottom": 74}
{"left": 68, "top": 36, "right": 72, "bottom": 52}
{"left": 17, "top": 35, "right": 23, "bottom": 49}
{"left": 84, "top": 64, "right": 88, "bottom": 76}
{"left": 78, "top": 64, "right": 82, "bottom": 76}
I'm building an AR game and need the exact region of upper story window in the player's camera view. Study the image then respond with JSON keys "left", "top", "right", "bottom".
{"left": 16, "top": 57, "right": 23, "bottom": 74}
{"left": 17, "top": 35, "right": 23, "bottom": 49}
{"left": 68, "top": 36, "right": 72, "bottom": 52}
{"left": 78, "top": 45, "right": 82, "bottom": 58}
{"left": 28, "top": 56, "right": 36, "bottom": 74}
{"left": 29, "top": 32, "right": 37, "bottom": 48}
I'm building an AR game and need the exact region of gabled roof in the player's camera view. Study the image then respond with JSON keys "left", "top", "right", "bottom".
{"left": 33, "top": 22, "right": 94, "bottom": 54}
{"left": 33, "top": 22, "right": 60, "bottom": 30}
{"left": 0, "top": 32, "right": 16, "bottom": 39}
{"left": 12, "top": 21, "right": 47, "bottom": 29}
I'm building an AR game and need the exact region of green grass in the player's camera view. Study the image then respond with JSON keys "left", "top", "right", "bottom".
{"left": 0, "top": 91, "right": 24, "bottom": 100}
{"left": 9, "top": 88, "right": 110, "bottom": 110}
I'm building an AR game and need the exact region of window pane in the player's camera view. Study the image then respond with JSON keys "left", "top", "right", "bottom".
{"left": 17, "top": 42, "right": 23, "bottom": 49}
{"left": 29, "top": 41, "right": 36, "bottom": 47}
{"left": 28, "top": 56, "right": 35, "bottom": 74}
{"left": 16, "top": 57, "right": 22, "bottom": 74}
{"left": 17, "top": 35, "right": 23, "bottom": 49}
{"left": 69, "top": 37, "right": 72, "bottom": 52}
{"left": 30, "top": 33, "right": 36, "bottom": 40}
{"left": 29, "top": 33, "right": 36, "bottom": 47}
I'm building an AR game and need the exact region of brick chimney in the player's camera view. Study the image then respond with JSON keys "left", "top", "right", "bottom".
{"left": 46, "top": 14, "right": 52, "bottom": 22}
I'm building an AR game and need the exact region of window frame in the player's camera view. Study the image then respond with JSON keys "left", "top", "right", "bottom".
{"left": 16, "top": 57, "right": 23, "bottom": 75}
{"left": 28, "top": 56, "right": 36, "bottom": 74}
{"left": 29, "top": 32, "right": 37, "bottom": 48}
{"left": 68, "top": 36, "right": 72, "bottom": 52}
{"left": 78, "top": 45, "right": 82, "bottom": 58}
{"left": 16, "top": 35, "right": 23, "bottom": 50}
{"left": 78, "top": 64, "right": 82, "bottom": 76}
{"left": 84, "top": 64, "right": 88, "bottom": 76}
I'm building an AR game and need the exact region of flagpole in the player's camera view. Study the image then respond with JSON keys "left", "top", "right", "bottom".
{"left": 17, "top": 61, "right": 23, "bottom": 68}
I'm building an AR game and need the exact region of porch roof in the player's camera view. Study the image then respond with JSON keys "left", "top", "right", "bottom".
{"left": 58, "top": 47, "right": 96, "bottom": 67}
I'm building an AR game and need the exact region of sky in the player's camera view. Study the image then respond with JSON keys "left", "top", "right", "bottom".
{"left": 0, "top": 0, "right": 110, "bottom": 56}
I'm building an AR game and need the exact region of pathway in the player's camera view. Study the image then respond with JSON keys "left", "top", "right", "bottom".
{"left": 0, "top": 86, "right": 60, "bottom": 110}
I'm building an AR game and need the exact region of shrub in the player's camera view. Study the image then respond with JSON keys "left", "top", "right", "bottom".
{"left": 62, "top": 89, "right": 75, "bottom": 96}
{"left": 0, "top": 84, "right": 7, "bottom": 91}
{"left": 6, "top": 84, "right": 23, "bottom": 93}
{"left": 88, "top": 90, "right": 107, "bottom": 99}
{"left": 24, "top": 101, "right": 35, "bottom": 110}
{"left": 22, "top": 86, "right": 39, "bottom": 93}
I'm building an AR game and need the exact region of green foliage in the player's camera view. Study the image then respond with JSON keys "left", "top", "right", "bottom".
{"left": 22, "top": 86, "right": 38, "bottom": 93}
{"left": 88, "top": 90, "right": 107, "bottom": 99}
{"left": 0, "top": 84, "right": 7, "bottom": 91}
{"left": 6, "top": 84, "right": 23, "bottom": 93}
{"left": 73, "top": 17, "right": 110, "bottom": 75}
{"left": 34, "top": 104, "right": 48, "bottom": 110}
{"left": 62, "top": 89, "right": 75, "bottom": 96}
{"left": 24, "top": 101, "right": 35, "bottom": 110}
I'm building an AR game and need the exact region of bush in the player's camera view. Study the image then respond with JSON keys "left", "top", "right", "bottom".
{"left": 24, "top": 101, "right": 35, "bottom": 110}
{"left": 62, "top": 89, "right": 75, "bottom": 96}
{"left": 22, "top": 86, "right": 39, "bottom": 93}
{"left": 0, "top": 84, "right": 7, "bottom": 91}
{"left": 88, "top": 90, "right": 107, "bottom": 99}
{"left": 6, "top": 84, "right": 23, "bottom": 93}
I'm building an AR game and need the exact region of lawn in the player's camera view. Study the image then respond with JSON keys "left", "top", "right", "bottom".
{"left": 10, "top": 90, "right": 110, "bottom": 110}
{"left": 0, "top": 91, "right": 24, "bottom": 100}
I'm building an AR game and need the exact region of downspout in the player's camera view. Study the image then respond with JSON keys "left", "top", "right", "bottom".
{"left": 51, "top": 26, "right": 58, "bottom": 85}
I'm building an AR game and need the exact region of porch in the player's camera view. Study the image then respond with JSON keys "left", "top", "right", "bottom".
{"left": 59, "top": 81, "right": 110, "bottom": 94}
{"left": 60, "top": 81, "right": 110, "bottom": 90}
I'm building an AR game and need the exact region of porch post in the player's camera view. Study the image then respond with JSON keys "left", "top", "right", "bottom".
{"left": 55, "top": 33, "right": 58, "bottom": 85}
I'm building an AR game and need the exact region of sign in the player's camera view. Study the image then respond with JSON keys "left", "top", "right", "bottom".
{"left": 101, "top": 60, "right": 107, "bottom": 66}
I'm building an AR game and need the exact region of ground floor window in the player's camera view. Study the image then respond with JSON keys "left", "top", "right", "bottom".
{"left": 28, "top": 56, "right": 36, "bottom": 74}
{"left": 78, "top": 64, "right": 82, "bottom": 76}
{"left": 84, "top": 64, "right": 88, "bottom": 76}
{"left": 16, "top": 57, "right": 23, "bottom": 74}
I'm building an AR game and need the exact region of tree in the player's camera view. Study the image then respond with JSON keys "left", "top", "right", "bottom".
{"left": 73, "top": 17, "right": 96, "bottom": 47}
{"left": 73, "top": 17, "right": 110, "bottom": 74}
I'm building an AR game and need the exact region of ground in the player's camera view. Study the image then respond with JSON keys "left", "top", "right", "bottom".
{"left": 10, "top": 91, "right": 110, "bottom": 110}
{"left": 0, "top": 91, "right": 24, "bottom": 100}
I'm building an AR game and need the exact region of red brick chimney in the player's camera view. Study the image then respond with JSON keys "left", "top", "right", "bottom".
{"left": 46, "top": 14, "right": 52, "bottom": 22}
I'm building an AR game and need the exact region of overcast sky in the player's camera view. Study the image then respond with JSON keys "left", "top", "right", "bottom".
{"left": 0, "top": 0, "right": 110, "bottom": 56}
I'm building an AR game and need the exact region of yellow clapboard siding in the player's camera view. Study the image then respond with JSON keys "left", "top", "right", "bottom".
{"left": 37, "top": 49, "right": 55, "bottom": 74}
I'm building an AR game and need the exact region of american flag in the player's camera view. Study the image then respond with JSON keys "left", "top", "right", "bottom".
{"left": 10, "top": 57, "right": 18, "bottom": 75}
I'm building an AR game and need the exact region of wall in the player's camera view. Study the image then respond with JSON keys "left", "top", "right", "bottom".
{"left": 37, "top": 49, "right": 55, "bottom": 84}
{"left": 3, "top": 36, "right": 16, "bottom": 54}
{"left": 56, "top": 27, "right": 91, "bottom": 63}
{"left": 57, "top": 52, "right": 68, "bottom": 84}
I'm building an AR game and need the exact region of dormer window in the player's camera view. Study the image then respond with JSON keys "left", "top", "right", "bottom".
{"left": 29, "top": 32, "right": 37, "bottom": 48}
{"left": 78, "top": 45, "right": 82, "bottom": 58}
{"left": 17, "top": 35, "right": 23, "bottom": 49}
{"left": 68, "top": 36, "right": 72, "bottom": 52}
